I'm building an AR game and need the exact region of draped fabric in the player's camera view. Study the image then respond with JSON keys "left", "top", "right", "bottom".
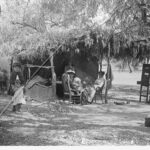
{"left": 12, "top": 86, "right": 26, "bottom": 106}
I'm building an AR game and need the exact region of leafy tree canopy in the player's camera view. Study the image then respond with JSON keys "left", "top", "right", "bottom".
{"left": 0, "top": 0, "right": 149, "bottom": 60}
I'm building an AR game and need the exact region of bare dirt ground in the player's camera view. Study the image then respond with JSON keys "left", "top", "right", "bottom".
{"left": 0, "top": 71, "right": 150, "bottom": 146}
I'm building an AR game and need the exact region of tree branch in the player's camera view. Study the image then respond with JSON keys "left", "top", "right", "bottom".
{"left": 11, "top": 21, "right": 39, "bottom": 32}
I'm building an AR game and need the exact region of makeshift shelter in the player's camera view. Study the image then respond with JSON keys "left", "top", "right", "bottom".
{"left": 10, "top": 49, "right": 57, "bottom": 101}
{"left": 11, "top": 28, "right": 114, "bottom": 102}
{"left": 10, "top": 30, "right": 101, "bottom": 99}
{"left": 18, "top": 50, "right": 99, "bottom": 100}
{"left": 12, "top": 26, "right": 150, "bottom": 103}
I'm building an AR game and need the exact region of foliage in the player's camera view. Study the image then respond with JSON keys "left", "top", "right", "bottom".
{"left": 0, "top": 0, "right": 150, "bottom": 64}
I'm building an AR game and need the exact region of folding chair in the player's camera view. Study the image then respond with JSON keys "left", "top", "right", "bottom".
{"left": 137, "top": 64, "right": 150, "bottom": 103}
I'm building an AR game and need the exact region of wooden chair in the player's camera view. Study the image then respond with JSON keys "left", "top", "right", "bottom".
{"left": 62, "top": 73, "right": 81, "bottom": 104}
{"left": 137, "top": 64, "right": 150, "bottom": 103}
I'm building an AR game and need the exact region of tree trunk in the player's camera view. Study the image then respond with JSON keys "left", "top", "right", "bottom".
{"left": 147, "top": 57, "right": 150, "bottom": 64}
{"left": 141, "top": 0, "right": 147, "bottom": 24}
{"left": 28, "top": 67, "right": 31, "bottom": 79}
{"left": 105, "top": 43, "right": 110, "bottom": 104}
{"left": 98, "top": 54, "right": 103, "bottom": 78}
{"left": 99, "top": 55, "right": 103, "bottom": 72}
{"left": 127, "top": 59, "right": 133, "bottom": 73}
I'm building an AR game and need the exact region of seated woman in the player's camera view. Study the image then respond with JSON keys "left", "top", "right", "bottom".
{"left": 94, "top": 71, "right": 105, "bottom": 90}
{"left": 66, "top": 69, "right": 83, "bottom": 95}
{"left": 82, "top": 85, "right": 95, "bottom": 104}
{"left": 81, "top": 71, "right": 105, "bottom": 104}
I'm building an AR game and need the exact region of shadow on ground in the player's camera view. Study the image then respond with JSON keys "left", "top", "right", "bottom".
{"left": 0, "top": 84, "right": 150, "bottom": 145}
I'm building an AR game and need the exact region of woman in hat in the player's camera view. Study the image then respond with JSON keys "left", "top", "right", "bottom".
{"left": 66, "top": 69, "right": 83, "bottom": 94}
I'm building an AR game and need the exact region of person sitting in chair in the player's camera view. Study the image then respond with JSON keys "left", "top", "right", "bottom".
{"left": 71, "top": 75, "right": 83, "bottom": 94}
{"left": 94, "top": 71, "right": 105, "bottom": 90}
{"left": 66, "top": 69, "right": 83, "bottom": 95}
{"left": 81, "top": 71, "right": 105, "bottom": 104}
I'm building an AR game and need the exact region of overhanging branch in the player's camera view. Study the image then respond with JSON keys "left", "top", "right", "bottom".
{"left": 11, "top": 21, "right": 39, "bottom": 32}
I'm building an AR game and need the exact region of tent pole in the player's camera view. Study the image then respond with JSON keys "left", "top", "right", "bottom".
{"left": 49, "top": 51, "right": 56, "bottom": 100}
{"left": 28, "top": 67, "right": 31, "bottom": 80}
{"left": 98, "top": 55, "right": 102, "bottom": 79}
{"left": 105, "top": 42, "right": 110, "bottom": 104}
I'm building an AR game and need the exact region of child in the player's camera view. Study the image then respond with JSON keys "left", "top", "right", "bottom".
{"left": 12, "top": 85, "right": 26, "bottom": 112}
{"left": 10, "top": 60, "right": 25, "bottom": 113}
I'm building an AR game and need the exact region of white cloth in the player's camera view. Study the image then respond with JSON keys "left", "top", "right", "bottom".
{"left": 72, "top": 77, "right": 83, "bottom": 92}
{"left": 94, "top": 77, "right": 105, "bottom": 89}
{"left": 84, "top": 78, "right": 105, "bottom": 102}
{"left": 12, "top": 86, "right": 26, "bottom": 106}
{"left": 84, "top": 86, "right": 96, "bottom": 102}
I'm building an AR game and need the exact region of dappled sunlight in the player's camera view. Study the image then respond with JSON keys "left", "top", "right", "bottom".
{"left": 0, "top": 115, "right": 25, "bottom": 121}
{"left": 53, "top": 117, "right": 71, "bottom": 121}
{"left": 23, "top": 122, "right": 51, "bottom": 127}
{"left": 1, "top": 82, "right": 150, "bottom": 145}
{"left": 8, "top": 127, "right": 36, "bottom": 136}
{"left": 10, "top": 112, "right": 41, "bottom": 121}
{"left": 0, "top": 0, "right": 150, "bottom": 146}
